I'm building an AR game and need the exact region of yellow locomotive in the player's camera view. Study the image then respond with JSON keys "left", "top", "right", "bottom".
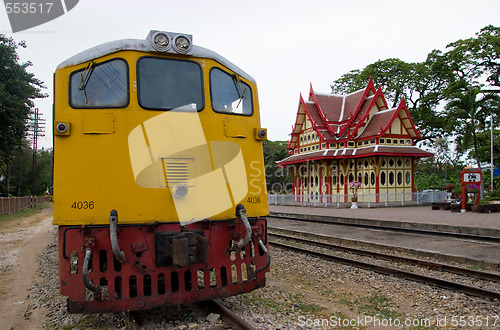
{"left": 52, "top": 30, "right": 270, "bottom": 313}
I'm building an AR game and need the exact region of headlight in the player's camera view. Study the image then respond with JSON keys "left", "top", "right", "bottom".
{"left": 173, "top": 35, "right": 191, "bottom": 53}
{"left": 147, "top": 31, "right": 193, "bottom": 54}
{"left": 55, "top": 122, "right": 70, "bottom": 135}
{"left": 255, "top": 128, "right": 267, "bottom": 140}
{"left": 56, "top": 122, "right": 68, "bottom": 133}
{"left": 152, "top": 32, "right": 170, "bottom": 51}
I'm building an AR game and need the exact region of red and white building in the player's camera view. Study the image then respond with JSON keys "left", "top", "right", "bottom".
{"left": 277, "top": 78, "right": 433, "bottom": 203}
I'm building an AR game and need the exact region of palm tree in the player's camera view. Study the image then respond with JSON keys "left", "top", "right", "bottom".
{"left": 445, "top": 87, "right": 500, "bottom": 197}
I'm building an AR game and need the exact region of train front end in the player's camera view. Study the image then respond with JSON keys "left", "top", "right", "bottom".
{"left": 52, "top": 31, "right": 270, "bottom": 313}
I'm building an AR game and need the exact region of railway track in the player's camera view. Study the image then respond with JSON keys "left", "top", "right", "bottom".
{"left": 128, "top": 300, "right": 255, "bottom": 329}
{"left": 269, "top": 213, "right": 500, "bottom": 244}
{"left": 201, "top": 300, "right": 256, "bottom": 330}
{"left": 269, "top": 231, "right": 500, "bottom": 301}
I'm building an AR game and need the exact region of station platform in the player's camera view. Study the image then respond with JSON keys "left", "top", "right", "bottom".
{"left": 269, "top": 205, "right": 500, "bottom": 236}
{"left": 268, "top": 205, "right": 500, "bottom": 269}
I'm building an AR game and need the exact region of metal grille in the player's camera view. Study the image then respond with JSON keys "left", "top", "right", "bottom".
{"left": 60, "top": 221, "right": 269, "bottom": 313}
{"left": 163, "top": 158, "right": 191, "bottom": 185}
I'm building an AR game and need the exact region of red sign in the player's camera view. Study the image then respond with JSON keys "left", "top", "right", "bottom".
{"left": 460, "top": 168, "right": 481, "bottom": 212}
{"left": 461, "top": 171, "right": 481, "bottom": 184}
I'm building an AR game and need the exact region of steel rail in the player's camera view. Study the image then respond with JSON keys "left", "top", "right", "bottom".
{"left": 268, "top": 214, "right": 500, "bottom": 244}
{"left": 269, "top": 231, "right": 500, "bottom": 283}
{"left": 201, "top": 300, "right": 256, "bottom": 330}
{"left": 270, "top": 240, "right": 500, "bottom": 301}
{"left": 125, "top": 300, "right": 256, "bottom": 329}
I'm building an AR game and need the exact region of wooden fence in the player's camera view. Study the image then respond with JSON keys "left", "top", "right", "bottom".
{"left": 0, "top": 196, "right": 51, "bottom": 215}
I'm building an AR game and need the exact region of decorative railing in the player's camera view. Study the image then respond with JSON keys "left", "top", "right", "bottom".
{"left": 268, "top": 191, "right": 447, "bottom": 208}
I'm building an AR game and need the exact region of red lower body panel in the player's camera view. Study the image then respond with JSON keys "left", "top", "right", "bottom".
{"left": 58, "top": 218, "right": 268, "bottom": 313}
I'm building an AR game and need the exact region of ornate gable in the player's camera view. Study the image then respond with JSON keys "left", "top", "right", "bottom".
{"left": 280, "top": 78, "right": 432, "bottom": 163}
{"left": 276, "top": 79, "right": 433, "bottom": 203}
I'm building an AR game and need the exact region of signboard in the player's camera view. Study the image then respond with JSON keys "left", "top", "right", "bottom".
{"left": 462, "top": 172, "right": 481, "bottom": 183}
{"left": 459, "top": 168, "right": 482, "bottom": 213}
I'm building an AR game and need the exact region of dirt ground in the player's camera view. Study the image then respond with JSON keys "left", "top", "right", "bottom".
{"left": 0, "top": 204, "right": 55, "bottom": 330}
{"left": 1, "top": 204, "right": 498, "bottom": 330}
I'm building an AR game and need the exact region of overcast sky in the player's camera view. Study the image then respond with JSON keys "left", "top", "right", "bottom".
{"left": 1, "top": 0, "right": 499, "bottom": 149}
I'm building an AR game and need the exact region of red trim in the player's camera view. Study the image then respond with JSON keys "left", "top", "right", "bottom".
{"left": 411, "top": 160, "right": 415, "bottom": 193}
{"left": 375, "top": 156, "right": 380, "bottom": 203}
{"left": 379, "top": 98, "right": 422, "bottom": 140}
{"left": 287, "top": 95, "right": 307, "bottom": 150}
{"left": 287, "top": 79, "right": 426, "bottom": 156}
{"left": 309, "top": 84, "right": 329, "bottom": 134}
{"left": 343, "top": 167, "right": 348, "bottom": 203}
{"left": 336, "top": 77, "right": 377, "bottom": 138}
{"left": 289, "top": 94, "right": 327, "bottom": 150}
{"left": 277, "top": 151, "right": 434, "bottom": 167}
{"left": 350, "top": 85, "right": 386, "bottom": 137}
{"left": 59, "top": 220, "right": 268, "bottom": 313}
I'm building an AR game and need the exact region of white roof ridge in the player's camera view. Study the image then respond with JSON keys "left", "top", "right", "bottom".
{"left": 316, "top": 91, "right": 343, "bottom": 97}
{"left": 316, "top": 87, "right": 364, "bottom": 98}
{"left": 374, "top": 108, "right": 397, "bottom": 115}
{"left": 339, "top": 95, "right": 346, "bottom": 121}
{"left": 57, "top": 39, "right": 256, "bottom": 83}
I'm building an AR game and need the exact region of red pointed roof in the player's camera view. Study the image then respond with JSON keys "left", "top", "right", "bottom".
{"left": 280, "top": 79, "right": 433, "bottom": 165}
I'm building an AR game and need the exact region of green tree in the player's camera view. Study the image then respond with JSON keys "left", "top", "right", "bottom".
{"left": 470, "top": 129, "right": 500, "bottom": 166}
{"left": 1, "top": 146, "right": 52, "bottom": 196}
{"left": 414, "top": 157, "right": 463, "bottom": 191}
{"left": 0, "top": 35, "right": 46, "bottom": 196}
{"left": 330, "top": 25, "right": 500, "bottom": 191}
{"left": 262, "top": 140, "right": 290, "bottom": 193}
{"left": 445, "top": 25, "right": 500, "bottom": 89}
{"left": 330, "top": 56, "right": 451, "bottom": 140}
{"left": 444, "top": 87, "right": 500, "bottom": 196}
{"left": 443, "top": 25, "right": 500, "bottom": 197}
{"left": 35, "top": 148, "right": 53, "bottom": 195}
{"left": 8, "top": 145, "right": 32, "bottom": 196}
{"left": 330, "top": 58, "right": 411, "bottom": 107}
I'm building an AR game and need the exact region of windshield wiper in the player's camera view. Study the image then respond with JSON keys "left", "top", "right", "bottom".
{"left": 235, "top": 86, "right": 248, "bottom": 109}
{"left": 79, "top": 61, "right": 95, "bottom": 104}
{"left": 232, "top": 74, "right": 248, "bottom": 110}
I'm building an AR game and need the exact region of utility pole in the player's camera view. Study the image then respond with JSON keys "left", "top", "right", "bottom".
{"left": 27, "top": 108, "right": 46, "bottom": 195}
{"left": 480, "top": 88, "right": 500, "bottom": 192}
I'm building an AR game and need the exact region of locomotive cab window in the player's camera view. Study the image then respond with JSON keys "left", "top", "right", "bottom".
{"left": 138, "top": 57, "right": 204, "bottom": 111}
{"left": 210, "top": 68, "right": 253, "bottom": 115}
{"left": 70, "top": 59, "right": 129, "bottom": 108}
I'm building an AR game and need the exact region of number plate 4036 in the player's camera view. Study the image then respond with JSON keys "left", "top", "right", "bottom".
{"left": 71, "top": 201, "right": 95, "bottom": 210}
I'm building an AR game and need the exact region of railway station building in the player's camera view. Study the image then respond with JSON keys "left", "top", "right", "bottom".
{"left": 276, "top": 78, "right": 434, "bottom": 204}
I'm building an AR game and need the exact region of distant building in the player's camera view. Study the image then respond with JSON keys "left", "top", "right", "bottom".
{"left": 277, "top": 78, "right": 433, "bottom": 203}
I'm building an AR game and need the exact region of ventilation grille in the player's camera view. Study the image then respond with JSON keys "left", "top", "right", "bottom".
{"left": 162, "top": 158, "right": 192, "bottom": 185}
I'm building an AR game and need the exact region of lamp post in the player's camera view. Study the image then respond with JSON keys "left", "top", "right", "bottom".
{"left": 491, "top": 113, "right": 494, "bottom": 191}
{"left": 479, "top": 88, "right": 499, "bottom": 191}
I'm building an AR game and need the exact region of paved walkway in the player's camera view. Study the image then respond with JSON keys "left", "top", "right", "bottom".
{"left": 269, "top": 205, "right": 500, "bottom": 230}
{"left": 269, "top": 205, "right": 500, "bottom": 268}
